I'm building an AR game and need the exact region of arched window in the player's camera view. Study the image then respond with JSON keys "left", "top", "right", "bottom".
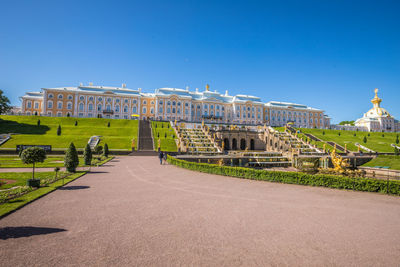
{"left": 97, "top": 104, "right": 102, "bottom": 111}
{"left": 98, "top": 97, "right": 103, "bottom": 102}
{"left": 115, "top": 105, "right": 120, "bottom": 112}
{"left": 79, "top": 96, "right": 85, "bottom": 101}
{"left": 67, "top": 102, "right": 72, "bottom": 110}
{"left": 27, "top": 101, "right": 32, "bottom": 108}
{"left": 123, "top": 106, "right": 128, "bottom": 113}
{"left": 79, "top": 103, "right": 84, "bottom": 111}
{"left": 57, "top": 101, "right": 63, "bottom": 109}
{"left": 132, "top": 106, "right": 137, "bottom": 113}
{"left": 106, "top": 105, "right": 111, "bottom": 111}
{"left": 58, "top": 94, "right": 63, "bottom": 99}
{"left": 89, "top": 96, "right": 94, "bottom": 101}
{"left": 68, "top": 95, "right": 73, "bottom": 100}
{"left": 150, "top": 108, "right": 154, "bottom": 114}
{"left": 88, "top": 103, "right": 93, "bottom": 111}
{"left": 47, "top": 101, "right": 53, "bottom": 108}
{"left": 48, "top": 93, "right": 53, "bottom": 99}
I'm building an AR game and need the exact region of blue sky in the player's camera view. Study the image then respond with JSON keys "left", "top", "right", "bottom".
{"left": 0, "top": 0, "right": 399, "bottom": 123}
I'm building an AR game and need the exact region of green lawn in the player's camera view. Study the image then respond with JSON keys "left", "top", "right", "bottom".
{"left": 0, "top": 171, "right": 86, "bottom": 218}
{"left": 0, "top": 155, "right": 112, "bottom": 168}
{"left": 0, "top": 115, "right": 138, "bottom": 150}
{"left": 300, "top": 128, "right": 399, "bottom": 152}
{"left": 0, "top": 171, "right": 66, "bottom": 189}
{"left": 362, "top": 155, "right": 400, "bottom": 170}
{"left": 151, "top": 121, "right": 177, "bottom": 151}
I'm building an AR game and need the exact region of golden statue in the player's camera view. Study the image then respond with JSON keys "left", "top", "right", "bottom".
{"left": 330, "top": 148, "right": 350, "bottom": 172}
{"left": 206, "top": 84, "right": 210, "bottom": 91}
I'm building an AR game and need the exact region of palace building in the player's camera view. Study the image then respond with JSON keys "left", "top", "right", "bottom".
{"left": 355, "top": 89, "right": 400, "bottom": 132}
{"left": 20, "top": 83, "right": 330, "bottom": 128}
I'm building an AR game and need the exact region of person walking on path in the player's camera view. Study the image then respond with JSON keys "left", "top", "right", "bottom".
{"left": 158, "top": 151, "right": 164, "bottom": 165}
{"left": 163, "top": 152, "right": 168, "bottom": 164}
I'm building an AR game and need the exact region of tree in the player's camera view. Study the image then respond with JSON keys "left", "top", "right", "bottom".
{"left": 21, "top": 147, "right": 47, "bottom": 180}
{"left": 103, "top": 143, "right": 109, "bottom": 157}
{"left": 396, "top": 135, "right": 399, "bottom": 144}
{"left": 107, "top": 121, "right": 110, "bottom": 127}
{"left": 338, "top": 132, "right": 341, "bottom": 136}
{"left": 157, "top": 132, "right": 160, "bottom": 138}
{"left": 84, "top": 144, "right": 92, "bottom": 165}
{"left": 64, "top": 142, "right": 79, "bottom": 172}
{"left": 57, "top": 125, "right": 62, "bottom": 136}
{"left": 75, "top": 121, "right": 78, "bottom": 126}
{"left": 0, "top": 90, "right": 11, "bottom": 115}
{"left": 322, "top": 131, "right": 325, "bottom": 135}
{"left": 164, "top": 132, "right": 167, "bottom": 138}
{"left": 363, "top": 136, "right": 367, "bottom": 143}
{"left": 382, "top": 134, "right": 385, "bottom": 138}
{"left": 37, "top": 119, "right": 40, "bottom": 126}
{"left": 353, "top": 133, "right": 356, "bottom": 137}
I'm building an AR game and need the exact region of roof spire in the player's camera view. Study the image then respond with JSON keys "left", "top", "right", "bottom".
{"left": 371, "top": 88, "right": 382, "bottom": 109}
{"left": 206, "top": 84, "right": 210, "bottom": 91}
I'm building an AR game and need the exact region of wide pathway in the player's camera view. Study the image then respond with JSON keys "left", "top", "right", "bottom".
{"left": 1, "top": 156, "right": 400, "bottom": 266}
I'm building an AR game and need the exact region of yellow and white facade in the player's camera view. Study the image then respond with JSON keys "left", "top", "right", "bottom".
{"left": 20, "top": 83, "right": 330, "bottom": 128}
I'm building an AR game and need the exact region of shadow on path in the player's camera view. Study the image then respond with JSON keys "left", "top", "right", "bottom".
{"left": 0, "top": 226, "right": 66, "bottom": 240}
{"left": 59, "top": 185, "right": 90, "bottom": 190}
{"left": 87, "top": 171, "right": 109, "bottom": 174}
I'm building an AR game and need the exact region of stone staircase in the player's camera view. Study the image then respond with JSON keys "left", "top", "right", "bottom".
{"left": 266, "top": 127, "right": 323, "bottom": 155}
{"left": 179, "top": 128, "right": 220, "bottom": 154}
{"left": 88, "top": 136, "right": 101, "bottom": 149}
{"left": 138, "top": 120, "right": 154, "bottom": 151}
{"left": 0, "top": 134, "right": 11, "bottom": 146}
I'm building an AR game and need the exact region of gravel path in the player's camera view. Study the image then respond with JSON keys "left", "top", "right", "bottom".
{"left": 0, "top": 156, "right": 400, "bottom": 266}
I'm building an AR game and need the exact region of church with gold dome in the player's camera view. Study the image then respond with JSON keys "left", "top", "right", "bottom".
{"left": 355, "top": 89, "right": 400, "bottom": 132}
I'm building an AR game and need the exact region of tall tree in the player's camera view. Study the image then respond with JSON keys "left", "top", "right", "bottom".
{"left": 0, "top": 90, "right": 11, "bottom": 115}
{"left": 103, "top": 143, "right": 109, "bottom": 157}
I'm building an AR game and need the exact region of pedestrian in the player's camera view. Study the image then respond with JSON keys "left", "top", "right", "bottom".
{"left": 163, "top": 152, "right": 167, "bottom": 164}
{"left": 158, "top": 150, "right": 164, "bottom": 165}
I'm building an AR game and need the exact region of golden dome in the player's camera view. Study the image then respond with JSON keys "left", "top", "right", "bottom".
{"left": 364, "top": 88, "right": 391, "bottom": 118}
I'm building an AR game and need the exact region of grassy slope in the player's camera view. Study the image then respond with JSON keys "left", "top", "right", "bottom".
{"left": 300, "top": 128, "right": 399, "bottom": 152}
{"left": 362, "top": 155, "right": 400, "bottom": 170}
{"left": 0, "top": 115, "right": 138, "bottom": 150}
{"left": 0, "top": 171, "right": 86, "bottom": 218}
{"left": 151, "top": 121, "right": 177, "bottom": 151}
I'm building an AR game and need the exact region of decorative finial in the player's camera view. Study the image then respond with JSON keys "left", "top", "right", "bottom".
{"left": 206, "top": 84, "right": 210, "bottom": 91}
{"left": 374, "top": 88, "right": 378, "bottom": 96}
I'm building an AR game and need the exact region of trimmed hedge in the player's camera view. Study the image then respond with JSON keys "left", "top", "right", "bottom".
{"left": 167, "top": 156, "right": 400, "bottom": 195}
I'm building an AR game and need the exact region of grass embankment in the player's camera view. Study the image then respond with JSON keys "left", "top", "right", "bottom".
{"left": 0, "top": 115, "right": 138, "bottom": 150}
{"left": 151, "top": 121, "right": 177, "bottom": 151}
{"left": 167, "top": 156, "right": 400, "bottom": 195}
{"left": 300, "top": 128, "right": 399, "bottom": 152}
{"left": 0, "top": 155, "right": 112, "bottom": 168}
{"left": 0, "top": 171, "right": 86, "bottom": 218}
{"left": 362, "top": 155, "right": 400, "bottom": 170}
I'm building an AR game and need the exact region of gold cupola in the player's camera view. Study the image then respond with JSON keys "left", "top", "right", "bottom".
{"left": 371, "top": 88, "right": 382, "bottom": 108}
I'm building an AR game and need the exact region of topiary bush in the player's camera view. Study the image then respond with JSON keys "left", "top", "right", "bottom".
{"left": 64, "top": 142, "right": 79, "bottom": 172}
{"left": 84, "top": 143, "right": 92, "bottom": 165}
{"left": 21, "top": 147, "right": 47, "bottom": 182}
{"left": 57, "top": 125, "right": 61, "bottom": 136}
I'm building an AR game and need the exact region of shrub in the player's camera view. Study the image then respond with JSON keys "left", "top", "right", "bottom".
{"left": 396, "top": 135, "right": 399, "bottom": 144}
{"left": 353, "top": 133, "right": 356, "bottom": 137}
{"left": 322, "top": 131, "right": 325, "bottom": 135}
{"left": 382, "top": 134, "right": 385, "bottom": 138}
{"left": 57, "top": 125, "right": 61, "bottom": 136}
{"left": 338, "top": 132, "right": 341, "bottom": 136}
{"left": 67, "top": 113, "right": 70, "bottom": 117}
{"left": 75, "top": 121, "right": 78, "bottom": 126}
{"left": 167, "top": 156, "right": 400, "bottom": 195}
{"left": 64, "top": 142, "right": 79, "bottom": 172}
{"left": 37, "top": 119, "right": 40, "bottom": 126}
{"left": 84, "top": 143, "right": 92, "bottom": 165}
{"left": 94, "top": 145, "right": 103, "bottom": 156}
{"left": 21, "top": 147, "right": 47, "bottom": 181}
{"left": 103, "top": 143, "right": 109, "bottom": 158}
{"left": 395, "top": 147, "right": 399, "bottom": 156}
{"left": 107, "top": 122, "right": 110, "bottom": 127}
{"left": 363, "top": 136, "right": 367, "bottom": 143}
